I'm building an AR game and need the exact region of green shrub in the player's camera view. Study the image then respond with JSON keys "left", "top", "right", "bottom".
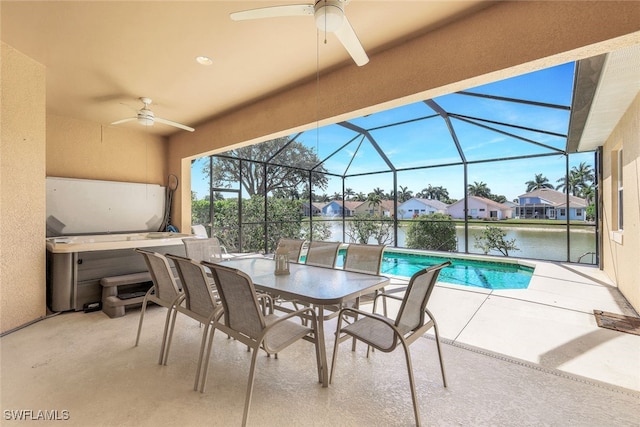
{"left": 473, "top": 225, "right": 519, "bottom": 256}
{"left": 406, "top": 213, "right": 457, "bottom": 252}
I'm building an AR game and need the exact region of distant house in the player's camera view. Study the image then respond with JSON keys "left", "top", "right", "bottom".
{"left": 354, "top": 199, "right": 395, "bottom": 217}
{"left": 397, "top": 198, "right": 448, "bottom": 219}
{"left": 447, "top": 196, "right": 513, "bottom": 219}
{"left": 320, "top": 200, "right": 360, "bottom": 217}
{"left": 517, "top": 188, "right": 587, "bottom": 220}
{"left": 301, "top": 201, "right": 322, "bottom": 217}
{"left": 503, "top": 201, "right": 519, "bottom": 219}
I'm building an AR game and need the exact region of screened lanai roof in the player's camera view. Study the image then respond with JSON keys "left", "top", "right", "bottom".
{"left": 216, "top": 61, "right": 575, "bottom": 181}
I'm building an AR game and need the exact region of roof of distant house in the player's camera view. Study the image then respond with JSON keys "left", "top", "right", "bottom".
{"left": 450, "top": 196, "right": 513, "bottom": 210}
{"left": 448, "top": 196, "right": 513, "bottom": 210}
{"left": 406, "top": 198, "right": 449, "bottom": 210}
{"left": 518, "top": 188, "right": 587, "bottom": 207}
{"left": 326, "top": 200, "right": 364, "bottom": 210}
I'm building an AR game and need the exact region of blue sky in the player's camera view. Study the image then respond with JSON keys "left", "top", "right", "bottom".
{"left": 191, "top": 62, "right": 595, "bottom": 202}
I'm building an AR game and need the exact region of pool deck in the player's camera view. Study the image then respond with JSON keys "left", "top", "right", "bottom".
{"left": 385, "top": 258, "right": 640, "bottom": 391}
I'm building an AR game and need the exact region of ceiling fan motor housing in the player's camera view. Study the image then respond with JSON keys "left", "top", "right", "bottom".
{"left": 314, "top": 0, "right": 344, "bottom": 32}
{"left": 137, "top": 108, "right": 155, "bottom": 126}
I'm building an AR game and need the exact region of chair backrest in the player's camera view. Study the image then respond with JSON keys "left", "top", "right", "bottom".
{"left": 167, "top": 254, "right": 219, "bottom": 318}
{"left": 135, "top": 249, "right": 181, "bottom": 302}
{"left": 191, "top": 224, "right": 208, "bottom": 237}
{"left": 182, "top": 237, "right": 223, "bottom": 262}
{"left": 205, "top": 262, "right": 265, "bottom": 340}
{"left": 276, "top": 238, "right": 305, "bottom": 263}
{"left": 396, "top": 261, "right": 451, "bottom": 331}
{"left": 305, "top": 241, "right": 341, "bottom": 268}
{"left": 343, "top": 243, "right": 386, "bottom": 275}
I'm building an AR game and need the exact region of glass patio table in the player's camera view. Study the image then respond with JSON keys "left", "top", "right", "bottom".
{"left": 218, "top": 257, "right": 390, "bottom": 387}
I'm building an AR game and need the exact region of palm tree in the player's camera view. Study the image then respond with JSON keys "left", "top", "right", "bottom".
{"left": 420, "top": 184, "right": 435, "bottom": 199}
{"left": 556, "top": 173, "right": 582, "bottom": 196}
{"left": 573, "top": 162, "right": 594, "bottom": 183}
{"left": 366, "top": 192, "right": 382, "bottom": 213}
{"left": 432, "top": 186, "right": 450, "bottom": 202}
{"left": 418, "top": 184, "right": 450, "bottom": 202}
{"left": 398, "top": 185, "right": 413, "bottom": 203}
{"left": 344, "top": 187, "right": 355, "bottom": 200}
{"left": 467, "top": 181, "right": 491, "bottom": 198}
{"left": 354, "top": 192, "right": 367, "bottom": 202}
{"left": 331, "top": 192, "right": 342, "bottom": 200}
{"left": 371, "top": 187, "right": 385, "bottom": 197}
{"left": 558, "top": 162, "right": 595, "bottom": 197}
{"left": 525, "top": 174, "right": 554, "bottom": 192}
{"left": 581, "top": 184, "right": 595, "bottom": 204}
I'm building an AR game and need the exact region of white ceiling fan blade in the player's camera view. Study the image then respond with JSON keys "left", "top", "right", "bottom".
{"left": 334, "top": 16, "right": 369, "bottom": 66}
{"left": 110, "top": 117, "right": 136, "bottom": 125}
{"left": 230, "top": 4, "right": 314, "bottom": 21}
{"left": 154, "top": 117, "right": 195, "bottom": 132}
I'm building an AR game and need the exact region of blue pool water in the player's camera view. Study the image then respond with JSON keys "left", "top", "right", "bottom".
{"left": 329, "top": 250, "right": 534, "bottom": 290}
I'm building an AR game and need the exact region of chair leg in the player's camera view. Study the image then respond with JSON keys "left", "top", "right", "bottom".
{"left": 194, "top": 323, "right": 211, "bottom": 391}
{"left": 381, "top": 287, "right": 388, "bottom": 317}
{"left": 329, "top": 316, "right": 346, "bottom": 384}
{"left": 351, "top": 298, "right": 360, "bottom": 352}
{"left": 400, "top": 341, "right": 421, "bottom": 427}
{"left": 162, "top": 307, "right": 179, "bottom": 365}
{"left": 427, "top": 309, "right": 447, "bottom": 387}
{"left": 199, "top": 326, "right": 217, "bottom": 393}
{"left": 135, "top": 294, "right": 151, "bottom": 346}
{"left": 158, "top": 306, "right": 174, "bottom": 365}
{"left": 242, "top": 346, "right": 260, "bottom": 427}
{"left": 312, "top": 321, "right": 323, "bottom": 383}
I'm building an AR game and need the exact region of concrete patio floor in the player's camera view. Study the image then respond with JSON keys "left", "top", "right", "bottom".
{"left": 1, "top": 259, "right": 639, "bottom": 426}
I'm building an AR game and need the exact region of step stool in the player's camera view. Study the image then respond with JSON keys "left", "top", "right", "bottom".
{"left": 100, "top": 272, "right": 153, "bottom": 318}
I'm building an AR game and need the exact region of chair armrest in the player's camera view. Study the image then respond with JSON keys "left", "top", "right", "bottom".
{"left": 256, "top": 293, "right": 274, "bottom": 315}
{"left": 374, "top": 291, "right": 403, "bottom": 303}
{"left": 256, "top": 293, "right": 273, "bottom": 304}
{"left": 372, "top": 291, "right": 403, "bottom": 314}
{"left": 338, "top": 306, "right": 392, "bottom": 326}
{"left": 336, "top": 307, "right": 402, "bottom": 352}
{"left": 380, "top": 286, "right": 408, "bottom": 296}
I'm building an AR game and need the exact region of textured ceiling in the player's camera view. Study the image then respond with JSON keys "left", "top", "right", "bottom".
{"left": 1, "top": 1, "right": 490, "bottom": 135}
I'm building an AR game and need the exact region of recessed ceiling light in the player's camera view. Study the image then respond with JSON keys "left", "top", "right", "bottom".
{"left": 195, "top": 56, "right": 213, "bottom": 66}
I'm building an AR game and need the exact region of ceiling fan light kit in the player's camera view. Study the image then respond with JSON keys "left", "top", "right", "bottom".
{"left": 137, "top": 113, "right": 154, "bottom": 127}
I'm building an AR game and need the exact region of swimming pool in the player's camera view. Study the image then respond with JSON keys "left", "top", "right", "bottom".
{"left": 330, "top": 249, "right": 534, "bottom": 290}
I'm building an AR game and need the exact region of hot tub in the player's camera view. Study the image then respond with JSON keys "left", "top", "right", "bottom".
{"left": 46, "top": 232, "right": 191, "bottom": 312}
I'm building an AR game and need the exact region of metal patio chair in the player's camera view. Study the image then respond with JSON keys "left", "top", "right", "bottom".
{"left": 343, "top": 243, "right": 386, "bottom": 275}
{"left": 183, "top": 237, "right": 224, "bottom": 263}
{"left": 203, "top": 261, "right": 322, "bottom": 427}
{"left": 134, "top": 249, "right": 184, "bottom": 364}
{"left": 275, "top": 238, "right": 305, "bottom": 263}
{"left": 191, "top": 224, "right": 209, "bottom": 238}
{"left": 165, "top": 254, "right": 224, "bottom": 390}
{"left": 341, "top": 243, "right": 388, "bottom": 348}
{"left": 281, "top": 240, "right": 344, "bottom": 322}
{"left": 304, "top": 240, "right": 341, "bottom": 268}
{"left": 330, "top": 261, "right": 451, "bottom": 427}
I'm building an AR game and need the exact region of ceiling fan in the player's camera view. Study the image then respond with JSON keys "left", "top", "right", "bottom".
{"left": 230, "top": 0, "right": 369, "bottom": 66}
{"left": 111, "top": 97, "right": 195, "bottom": 132}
